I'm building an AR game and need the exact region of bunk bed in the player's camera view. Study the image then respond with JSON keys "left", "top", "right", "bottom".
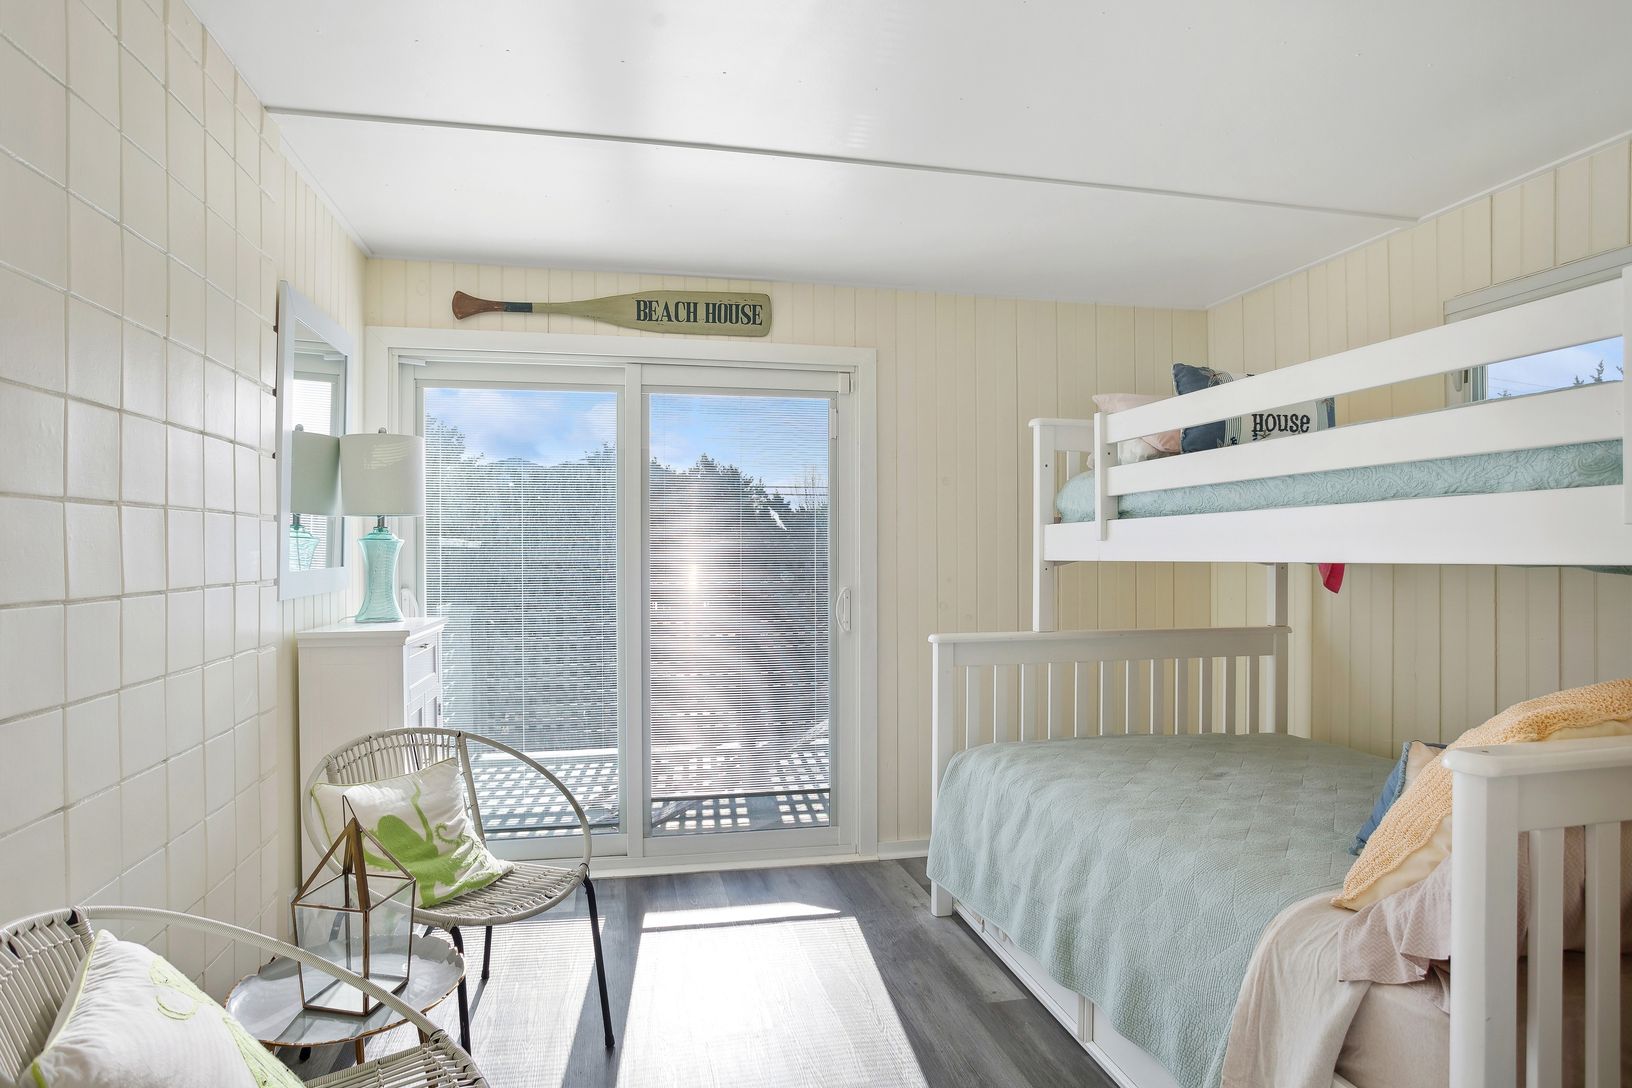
{"left": 925, "top": 270, "right": 1632, "bottom": 1088}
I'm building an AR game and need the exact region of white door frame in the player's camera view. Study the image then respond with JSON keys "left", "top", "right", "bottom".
{"left": 368, "top": 326, "right": 880, "bottom": 866}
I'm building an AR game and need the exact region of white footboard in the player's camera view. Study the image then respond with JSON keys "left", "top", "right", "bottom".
{"left": 927, "top": 623, "right": 1289, "bottom": 917}
{"left": 1447, "top": 736, "right": 1632, "bottom": 1088}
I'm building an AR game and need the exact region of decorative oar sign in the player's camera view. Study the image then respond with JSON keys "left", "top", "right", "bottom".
{"left": 452, "top": 289, "right": 772, "bottom": 337}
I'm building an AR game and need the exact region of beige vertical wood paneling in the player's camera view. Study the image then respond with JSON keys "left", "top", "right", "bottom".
{"left": 1588, "top": 142, "right": 1631, "bottom": 255}
{"left": 1520, "top": 173, "right": 1557, "bottom": 276}
{"left": 1209, "top": 141, "right": 1632, "bottom": 751}
{"left": 1462, "top": 197, "right": 1494, "bottom": 291}
{"left": 1491, "top": 185, "right": 1524, "bottom": 285}
{"left": 1555, "top": 157, "right": 1592, "bottom": 266}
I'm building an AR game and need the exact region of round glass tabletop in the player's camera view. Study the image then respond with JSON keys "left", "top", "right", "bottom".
{"left": 226, "top": 933, "right": 465, "bottom": 1048}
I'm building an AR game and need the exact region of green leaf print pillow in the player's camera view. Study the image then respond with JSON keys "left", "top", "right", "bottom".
{"left": 311, "top": 757, "right": 513, "bottom": 908}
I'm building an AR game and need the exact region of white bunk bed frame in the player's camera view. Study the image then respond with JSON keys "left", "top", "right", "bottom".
{"left": 928, "top": 269, "right": 1632, "bottom": 1088}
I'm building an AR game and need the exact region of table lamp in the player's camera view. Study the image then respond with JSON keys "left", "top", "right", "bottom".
{"left": 340, "top": 429, "right": 424, "bottom": 623}
{"left": 289, "top": 426, "right": 341, "bottom": 571}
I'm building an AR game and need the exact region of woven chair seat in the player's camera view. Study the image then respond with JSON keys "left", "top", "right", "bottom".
{"left": 304, "top": 729, "right": 615, "bottom": 1053}
{"left": 309, "top": 1032, "right": 486, "bottom": 1087}
{"left": 416, "top": 860, "right": 587, "bottom": 928}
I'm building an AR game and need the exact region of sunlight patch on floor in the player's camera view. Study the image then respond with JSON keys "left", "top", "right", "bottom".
{"left": 617, "top": 915, "right": 928, "bottom": 1087}
{"left": 447, "top": 915, "right": 594, "bottom": 1088}
{"left": 641, "top": 901, "right": 839, "bottom": 930}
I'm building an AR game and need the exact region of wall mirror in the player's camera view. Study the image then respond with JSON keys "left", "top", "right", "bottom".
{"left": 276, "top": 281, "right": 356, "bottom": 600}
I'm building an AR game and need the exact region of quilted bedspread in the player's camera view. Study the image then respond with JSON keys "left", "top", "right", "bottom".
{"left": 1054, "top": 438, "right": 1621, "bottom": 523}
{"left": 925, "top": 733, "right": 1391, "bottom": 1088}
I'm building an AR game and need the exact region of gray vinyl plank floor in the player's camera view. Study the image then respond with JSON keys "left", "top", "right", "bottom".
{"left": 288, "top": 859, "right": 1116, "bottom": 1088}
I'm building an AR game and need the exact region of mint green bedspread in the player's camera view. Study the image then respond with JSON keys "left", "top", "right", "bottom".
{"left": 925, "top": 734, "right": 1391, "bottom": 1088}
{"left": 1055, "top": 438, "right": 1621, "bottom": 523}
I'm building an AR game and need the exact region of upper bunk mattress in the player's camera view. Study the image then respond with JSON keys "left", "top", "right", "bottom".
{"left": 925, "top": 733, "right": 1390, "bottom": 1088}
{"left": 1055, "top": 437, "right": 1620, "bottom": 523}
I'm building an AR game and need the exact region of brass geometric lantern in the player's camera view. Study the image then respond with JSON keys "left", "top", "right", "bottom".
{"left": 291, "top": 806, "right": 417, "bottom": 1016}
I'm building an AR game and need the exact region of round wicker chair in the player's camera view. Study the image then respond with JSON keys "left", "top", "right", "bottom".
{"left": 0, "top": 905, "right": 487, "bottom": 1087}
{"left": 302, "top": 727, "right": 614, "bottom": 1055}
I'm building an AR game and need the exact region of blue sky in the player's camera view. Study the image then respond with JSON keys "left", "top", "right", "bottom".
{"left": 1486, "top": 336, "right": 1623, "bottom": 397}
{"left": 425, "top": 387, "right": 828, "bottom": 491}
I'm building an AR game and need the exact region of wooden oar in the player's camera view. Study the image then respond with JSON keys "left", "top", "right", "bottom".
{"left": 451, "top": 289, "right": 772, "bottom": 337}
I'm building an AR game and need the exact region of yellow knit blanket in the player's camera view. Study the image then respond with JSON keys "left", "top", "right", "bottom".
{"left": 1336, "top": 678, "right": 1632, "bottom": 909}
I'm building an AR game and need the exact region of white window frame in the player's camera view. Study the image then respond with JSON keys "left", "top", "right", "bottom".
{"left": 1443, "top": 243, "right": 1632, "bottom": 403}
{"left": 370, "top": 327, "right": 879, "bottom": 870}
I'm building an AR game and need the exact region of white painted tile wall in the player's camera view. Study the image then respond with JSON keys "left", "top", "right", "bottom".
{"left": 0, "top": 0, "right": 364, "bottom": 995}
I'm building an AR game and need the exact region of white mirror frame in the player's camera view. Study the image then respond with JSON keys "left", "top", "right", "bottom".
{"left": 276, "top": 281, "right": 358, "bottom": 600}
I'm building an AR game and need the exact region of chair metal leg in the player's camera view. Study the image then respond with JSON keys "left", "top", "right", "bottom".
{"left": 449, "top": 926, "right": 472, "bottom": 1053}
{"left": 584, "top": 877, "right": 615, "bottom": 1049}
{"left": 481, "top": 925, "right": 493, "bottom": 981}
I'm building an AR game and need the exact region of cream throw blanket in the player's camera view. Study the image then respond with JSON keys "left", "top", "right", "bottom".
{"left": 1337, "top": 678, "right": 1632, "bottom": 910}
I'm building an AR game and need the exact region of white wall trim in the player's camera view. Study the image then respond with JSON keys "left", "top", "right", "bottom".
{"left": 366, "top": 324, "right": 881, "bottom": 858}
{"left": 875, "top": 839, "right": 929, "bottom": 860}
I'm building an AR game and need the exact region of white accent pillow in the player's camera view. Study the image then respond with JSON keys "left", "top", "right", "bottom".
{"left": 17, "top": 930, "right": 304, "bottom": 1088}
{"left": 312, "top": 756, "right": 513, "bottom": 908}
{"left": 1114, "top": 439, "right": 1167, "bottom": 465}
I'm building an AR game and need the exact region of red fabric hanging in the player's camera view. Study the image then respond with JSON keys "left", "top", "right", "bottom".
{"left": 1318, "top": 563, "right": 1345, "bottom": 594}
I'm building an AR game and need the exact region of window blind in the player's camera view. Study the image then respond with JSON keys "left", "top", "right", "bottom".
{"left": 421, "top": 386, "right": 621, "bottom": 830}
{"left": 646, "top": 393, "right": 832, "bottom": 803}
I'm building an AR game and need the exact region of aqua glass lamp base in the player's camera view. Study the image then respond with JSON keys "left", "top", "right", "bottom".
{"left": 355, "top": 523, "right": 404, "bottom": 623}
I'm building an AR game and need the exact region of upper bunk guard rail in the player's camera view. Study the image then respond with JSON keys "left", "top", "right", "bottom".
{"left": 1445, "top": 736, "right": 1632, "bottom": 1088}
{"left": 1104, "top": 273, "right": 1622, "bottom": 448}
{"left": 1030, "top": 267, "right": 1632, "bottom": 570}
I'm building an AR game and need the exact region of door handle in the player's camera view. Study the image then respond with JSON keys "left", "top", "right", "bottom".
{"left": 834, "top": 586, "right": 852, "bottom": 634}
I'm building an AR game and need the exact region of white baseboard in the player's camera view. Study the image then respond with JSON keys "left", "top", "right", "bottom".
{"left": 875, "top": 838, "right": 929, "bottom": 860}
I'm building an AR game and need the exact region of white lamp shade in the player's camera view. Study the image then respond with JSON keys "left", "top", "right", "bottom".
{"left": 340, "top": 432, "right": 424, "bottom": 516}
{"left": 289, "top": 429, "right": 342, "bottom": 515}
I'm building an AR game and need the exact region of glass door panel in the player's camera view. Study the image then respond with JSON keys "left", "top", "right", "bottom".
{"left": 645, "top": 392, "right": 834, "bottom": 837}
{"left": 421, "top": 385, "right": 621, "bottom": 839}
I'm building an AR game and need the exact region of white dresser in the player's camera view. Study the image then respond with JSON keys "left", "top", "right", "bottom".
{"left": 296, "top": 616, "right": 447, "bottom": 791}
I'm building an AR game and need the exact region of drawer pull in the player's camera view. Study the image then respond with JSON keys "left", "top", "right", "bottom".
{"left": 415, "top": 642, "right": 432, "bottom": 650}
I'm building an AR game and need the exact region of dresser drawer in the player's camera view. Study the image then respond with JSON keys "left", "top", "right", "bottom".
{"left": 405, "top": 635, "right": 440, "bottom": 691}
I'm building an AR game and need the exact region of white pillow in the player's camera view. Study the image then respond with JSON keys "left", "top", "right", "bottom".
{"left": 1114, "top": 439, "right": 1168, "bottom": 465}
{"left": 312, "top": 756, "right": 513, "bottom": 908}
{"left": 17, "top": 930, "right": 304, "bottom": 1088}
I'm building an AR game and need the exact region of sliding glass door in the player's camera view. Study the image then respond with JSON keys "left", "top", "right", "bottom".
{"left": 408, "top": 358, "right": 848, "bottom": 860}
{"left": 645, "top": 392, "right": 833, "bottom": 838}
{"left": 420, "top": 384, "right": 622, "bottom": 839}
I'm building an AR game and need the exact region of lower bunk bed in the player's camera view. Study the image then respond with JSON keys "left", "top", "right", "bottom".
{"left": 925, "top": 626, "right": 1632, "bottom": 1088}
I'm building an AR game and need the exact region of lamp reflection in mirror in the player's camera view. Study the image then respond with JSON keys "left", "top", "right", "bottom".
{"left": 289, "top": 426, "right": 341, "bottom": 571}
{"left": 340, "top": 429, "right": 425, "bottom": 622}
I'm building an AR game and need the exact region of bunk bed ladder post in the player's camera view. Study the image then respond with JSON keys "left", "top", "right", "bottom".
{"left": 1623, "top": 266, "right": 1632, "bottom": 524}
{"left": 1033, "top": 421, "right": 1058, "bottom": 632}
{"left": 929, "top": 637, "right": 956, "bottom": 918}
{"left": 1449, "top": 770, "right": 1520, "bottom": 1088}
{"left": 1268, "top": 563, "right": 1290, "bottom": 733}
{"left": 1093, "top": 411, "right": 1115, "bottom": 541}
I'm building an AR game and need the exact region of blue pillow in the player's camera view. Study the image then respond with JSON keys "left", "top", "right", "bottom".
{"left": 1350, "top": 740, "right": 1447, "bottom": 855}
{"left": 1171, "top": 363, "right": 1236, "bottom": 453}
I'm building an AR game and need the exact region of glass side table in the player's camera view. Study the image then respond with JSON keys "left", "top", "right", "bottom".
{"left": 226, "top": 932, "right": 465, "bottom": 1067}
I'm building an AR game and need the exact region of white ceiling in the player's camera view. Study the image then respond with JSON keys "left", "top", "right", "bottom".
{"left": 192, "top": 0, "right": 1632, "bottom": 308}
